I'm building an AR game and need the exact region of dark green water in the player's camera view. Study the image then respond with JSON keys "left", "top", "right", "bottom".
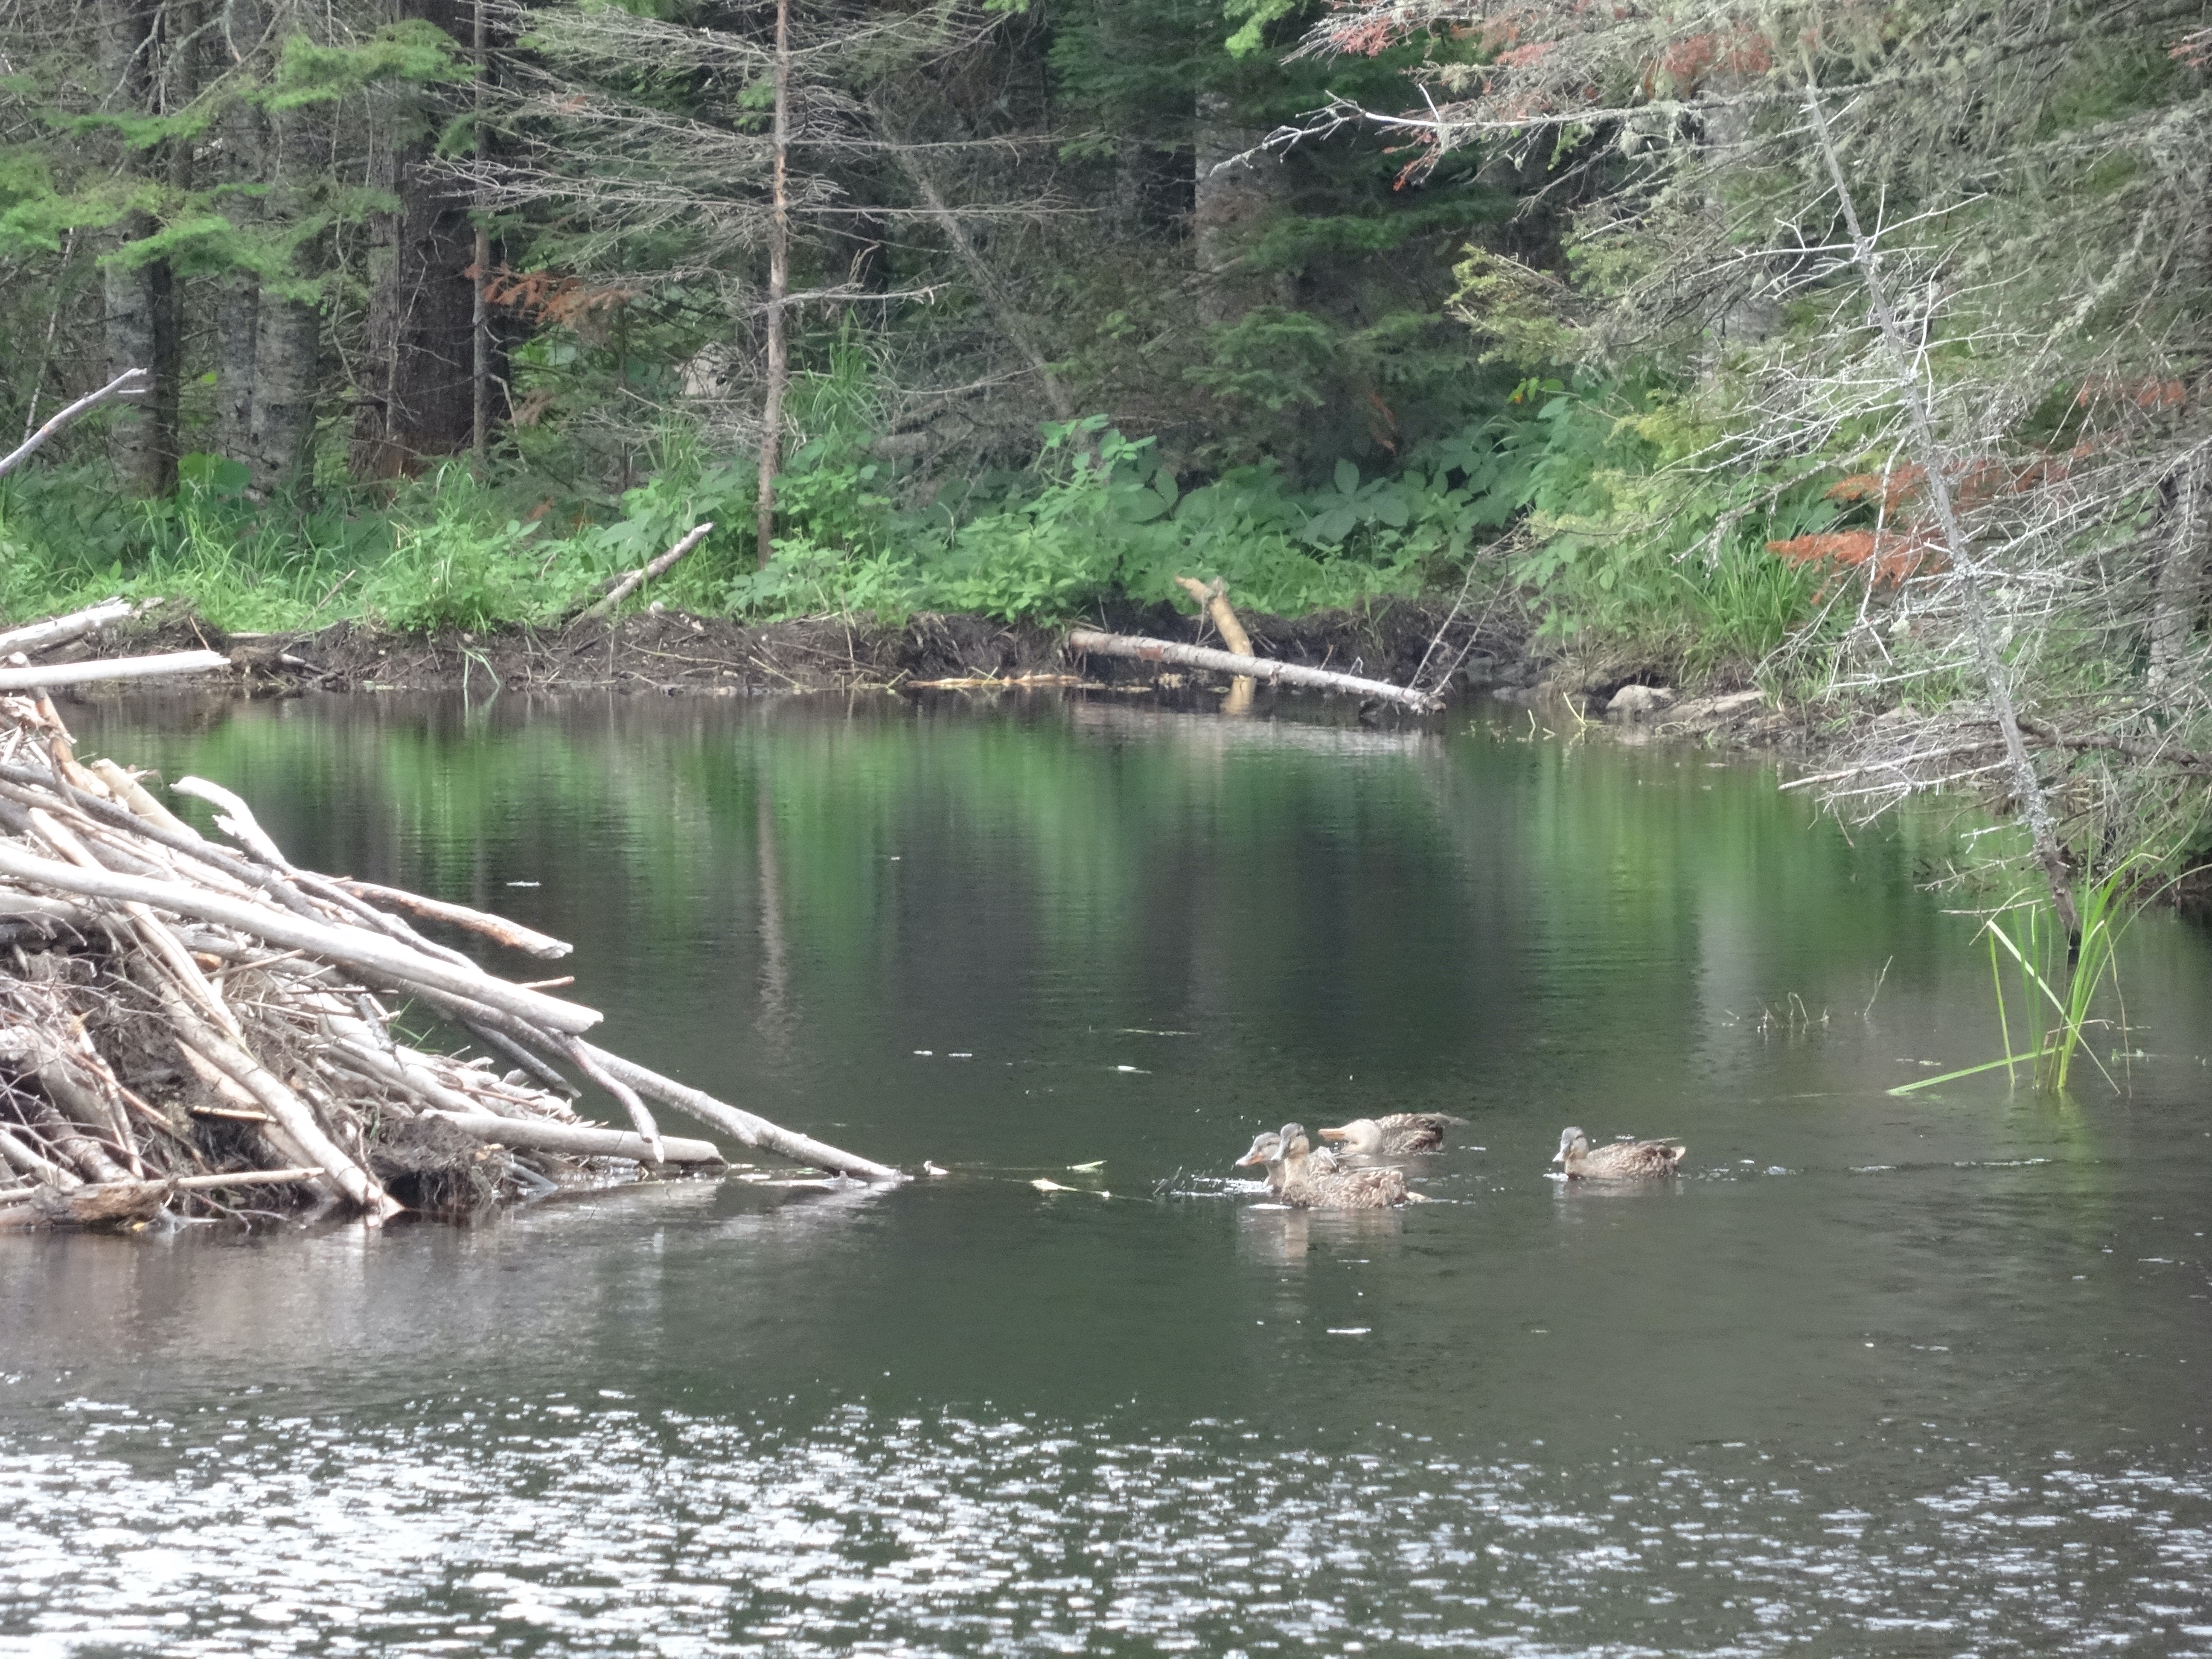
{"left": 3, "top": 691, "right": 2209, "bottom": 1656}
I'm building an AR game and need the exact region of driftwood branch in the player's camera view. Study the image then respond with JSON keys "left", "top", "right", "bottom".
{"left": 1067, "top": 627, "right": 1442, "bottom": 712}
{"left": 573, "top": 522, "right": 714, "bottom": 623}
{"left": 0, "top": 369, "right": 150, "bottom": 482}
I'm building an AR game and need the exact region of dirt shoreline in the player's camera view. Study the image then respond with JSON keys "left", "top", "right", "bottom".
{"left": 42, "top": 598, "right": 1811, "bottom": 748}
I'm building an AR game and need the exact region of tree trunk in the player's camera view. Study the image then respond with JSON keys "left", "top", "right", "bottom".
{"left": 754, "top": 0, "right": 791, "bottom": 568}
{"left": 99, "top": 0, "right": 176, "bottom": 495}
{"left": 248, "top": 102, "right": 323, "bottom": 494}
{"left": 1192, "top": 91, "right": 1287, "bottom": 327}
{"left": 351, "top": 0, "right": 476, "bottom": 480}
{"left": 2148, "top": 449, "right": 2207, "bottom": 696}
{"left": 213, "top": 0, "right": 267, "bottom": 469}
{"left": 471, "top": 0, "right": 491, "bottom": 462}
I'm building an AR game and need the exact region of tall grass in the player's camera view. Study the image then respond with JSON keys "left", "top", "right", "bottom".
{"left": 1894, "top": 860, "right": 2149, "bottom": 1096}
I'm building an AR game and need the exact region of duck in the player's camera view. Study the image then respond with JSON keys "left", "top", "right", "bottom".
{"left": 1232, "top": 1128, "right": 1339, "bottom": 1196}
{"left": 1277, "top": 1121, "right": 1415, "bottom": 1209}
{"left": 1318, "top": 1112, "right": 1467, "bottom": 1159}
{"left": 1552, "top": 1126, "right": 1686, "bottom": 1178}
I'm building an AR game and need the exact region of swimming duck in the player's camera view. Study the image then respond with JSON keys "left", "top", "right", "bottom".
{"left": 1318, "top": 1113, "right": 1467, "bottom": 1159}
{"left": 1233, "top": 1129, "right": 1339, "bottom": 1196}
{"left": 1552, "top": 1127, "right": 1686, "bottom": 1178}
{"left": 1278, "top": 1122, "right": 1414, "bottom": 1209}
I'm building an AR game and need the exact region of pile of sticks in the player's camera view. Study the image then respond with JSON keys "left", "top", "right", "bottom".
{"left": 0, "top": 633, "right": 901, "bottom": 1231}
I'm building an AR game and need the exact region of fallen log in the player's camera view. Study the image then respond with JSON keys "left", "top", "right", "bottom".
{"left": 0, "top": 650, "right": 231, "bottom": 692}
{"left": 423, "top": 1110, "right": 723, "bottom": 1165}
{"left": 0, "top": 598, "right": 137, "bottom": 659}
{"left": 1066, "top": 628, "right": 1442, "bottom": 713}
{"left": 577, "top": 1042, "right": 899, "bottom": 1180}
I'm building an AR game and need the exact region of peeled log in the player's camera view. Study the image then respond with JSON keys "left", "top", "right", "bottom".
{"left": 1066, "top": 629, "right": 1441, "bottom": 713}
{"left": 337, "top": 879, "right": 572, "bottom": 958}
{"left": 423, "top": 1110, "right": 723, "bottom": 1165}
{"left": 0, "top": 651, "right": 230, "bottom": 692}
{"left": 577, "top": 1041, "right": 905, "bottom": 1182}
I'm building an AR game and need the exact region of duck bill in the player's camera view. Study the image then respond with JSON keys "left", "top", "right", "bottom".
{"left": 1317, "top": 1127, "right": 1349, "bottom": 1142}
{"left": 1550, "top": 1151, "right": 1566, "bottom": 1165}
{"left": 1232, "top": 1151, "right": 1266, "bottom": 1169}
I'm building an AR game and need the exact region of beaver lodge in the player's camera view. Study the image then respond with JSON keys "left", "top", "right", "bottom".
{"left": 0, "top": 617, "right": 901, "bottom": 1231}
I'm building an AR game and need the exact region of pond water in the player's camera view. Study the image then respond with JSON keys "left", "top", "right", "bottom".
{"left": 3, "top": 690, "right": 2210, "bottom": 1656}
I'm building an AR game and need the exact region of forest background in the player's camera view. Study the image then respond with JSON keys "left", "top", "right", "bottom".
{"left": 2, "top": 0, "right": 2211, "bottom": 884}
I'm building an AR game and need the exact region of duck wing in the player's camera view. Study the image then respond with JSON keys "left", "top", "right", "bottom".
{"left": 1586, "top": 1139, "right": 1686, "bottom": 1176}
{"left": 1290, "top": 1164, "right": 1410, "bottom": 1209}
{"left": 1372, "top": 1112, "right": 1467, "bottom": 1153}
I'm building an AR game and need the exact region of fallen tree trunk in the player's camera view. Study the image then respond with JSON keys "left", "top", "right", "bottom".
{"left": 0, "top": 599, "right": 138, "bottom": 659}
{"left": 1067, "top": 628, "right": 1442, "bottom": 713}
{"left": 0, "top": 651, "right": 230, "bottom": 692}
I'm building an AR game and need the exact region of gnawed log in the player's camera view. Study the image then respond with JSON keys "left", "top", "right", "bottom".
{"left": 1173, "top": 576, "right": 1257, "bottom": 713}
{"left": 423, "top": 1110, "right": 723, "bottom": 1165}
{"left": 1066, "top": 628, "right": 1442, "bottom": 713}
{"left": 0, "top": 1176, "right": 169, "bottom": 1230}
{"left": 335, "top": 879, "right": 572, "bottom": 958}
{"left": 576, "top": 1041, "right": 900, "bottom": 1181}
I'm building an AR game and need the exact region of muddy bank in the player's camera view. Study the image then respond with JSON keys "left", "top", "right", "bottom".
{"left": 40, "top": 597, "right": 1806, "bottom": 748}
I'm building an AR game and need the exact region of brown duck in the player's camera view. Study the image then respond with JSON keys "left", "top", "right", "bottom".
{"left": 1277, "top": 1122, "right": 1416, "bottom": 1208}
{"left": 1552, "top": 1126, "right": 1686, "bottom": 1178}
{"left": 1233, "top": 1128, "right": 1340, "bottom": 1196}
{"left": 1318, "top": 1113, "right": 1467, "bottom": 1158}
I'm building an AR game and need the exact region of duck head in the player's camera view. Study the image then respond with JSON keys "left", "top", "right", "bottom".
{"left": 1233, "top": 1131, "right": 1283, "bottom": 1171}
{"left": 1552, "top": 1127, "right": 1590, "bottom": 1165}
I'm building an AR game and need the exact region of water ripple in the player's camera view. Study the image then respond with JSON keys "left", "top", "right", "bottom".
{"left": 2, "top": 1408, "right": 2207, "bottom": 1656}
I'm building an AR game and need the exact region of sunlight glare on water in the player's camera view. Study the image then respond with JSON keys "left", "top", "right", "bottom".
{"left": 3, "top": 690, "right": 2210, "bottom": 1656}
